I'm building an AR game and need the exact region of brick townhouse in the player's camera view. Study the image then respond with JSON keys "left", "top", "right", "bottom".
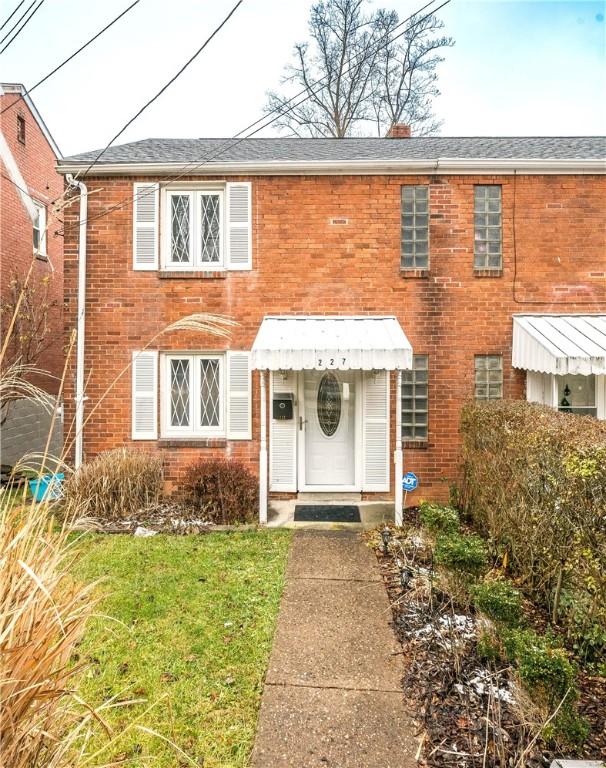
{"left": 57, "top": 132, "right": 606, "bottom": 523}
{"left": 0, "top": 83, "right": 63, "bottom": 467}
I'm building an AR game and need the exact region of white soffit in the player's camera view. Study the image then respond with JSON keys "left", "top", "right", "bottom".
{"left": 512, "top": 315, "right": 606, "bottom": 375}
{"left": 251, "top": 315, "right": 413, "bottom": 371}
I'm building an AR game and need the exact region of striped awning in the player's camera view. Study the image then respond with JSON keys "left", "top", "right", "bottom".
{"left": 251, "top": 315, "right": 413, "bottom": 371}
{"left": 512, "top": 315, "right": 606, "bottom": 375}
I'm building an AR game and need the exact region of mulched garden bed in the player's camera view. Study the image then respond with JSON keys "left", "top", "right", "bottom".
{"left": 367, "top": 510, "right": 606, "bottom": 767}
{"left": 72, "top": 500, "right": 214, "bottom": 535}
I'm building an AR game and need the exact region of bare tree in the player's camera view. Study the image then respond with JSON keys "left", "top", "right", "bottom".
{"left": 265, "top": 0, "right": 453, "bottom": 138}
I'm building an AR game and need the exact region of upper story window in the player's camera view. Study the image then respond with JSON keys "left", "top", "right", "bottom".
{"left": 134, "top": 182, "right": 251, "bottom": 273}
{"left": 17, "top": 115, "right": 25, "bottom": 144}
{"left": 474, "top": 185, "right": 502, "bottom": 270}
{"left": 165, "top": 189, "right": 223, "bottom": 269}
{"left": 32, "top": 201, "right": 46, "bottom": 257}
{"left": 402, "top": 354, "right": 429, "bottom": 440}
{"left": 474, "top": 355, "right": 503, "bottom": 400}
{"left": 401, "top": 185, "right": 429, "bottom": 270}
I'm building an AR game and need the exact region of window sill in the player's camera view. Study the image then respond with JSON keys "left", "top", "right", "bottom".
{"left": 473, "top": 269, "right": 502, "bottom": 278}
{"left": 403, "top": 440, "right": 429, "bottom": 449}
{"left": 158, "top": 438, "right": 227, "bottom": 448}
{"left": 158, "top": 270, "right": 227, "bottom": 280}
{"left": 401, "top": 268, "right": 429, "bottom": 279}
{"left": 34, "top": 252, "right": 48, "bottom": 262}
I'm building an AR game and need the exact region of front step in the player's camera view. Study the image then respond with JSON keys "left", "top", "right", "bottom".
{"left": 296, "top": 492, "right": 362, "bottom": 503}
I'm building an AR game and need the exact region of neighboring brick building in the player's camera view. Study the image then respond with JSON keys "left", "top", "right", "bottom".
{"left": 57, "top": 134, "right": 606, "bottom": 520}
{"left": 0, "top": 83, "right": 63, "bottom": 467}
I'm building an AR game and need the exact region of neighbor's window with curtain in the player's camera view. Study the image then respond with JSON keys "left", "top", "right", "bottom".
{"left": 32, "top": 201, "right": 46, "bottom": 257}
{"left": 164, "top": 354, "right": 224, "bottom": 436}
{"left": 401, "top": 186, "right": 429, "bottom": 270}
{"left": 474, "top": 355, "right": 503, "bottom": 400}
{"left": 166, "top": 190, "right": 223, "bottom": 269}
{"left": 402, "top": 355, "right": 429, "bottom": 440}
{"left": 474, "top": 185, "right": 502, "bottom": 270}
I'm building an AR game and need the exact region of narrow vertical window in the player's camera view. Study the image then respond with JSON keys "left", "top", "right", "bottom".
{"left": 170, "top": 358, "right": 191, "bottom": 427}
{"left": 17, "top": 115, "right": 25, "bottom": 144}
{"left": 32, "top": 201, "right": 46, "bottom": 256}
{"left": 200, "top": 357, "right": 221, "bottom": 427}
{"left": 199, "top": 192, "right": 221, "bottom": 264}
{"left": 402, "top": 355, "right": 429, "bottom": 440}
{"left": 170, "top": 194, "right": 191, "bottom": 264}
{"left": 474, "top": 185, "right": 502, "bottom": 270}
{"left": 401, "top": 186, "right": 429, "bottom": 270}
{"left": 474, "top": 355, "right": 503, "bottom": 400}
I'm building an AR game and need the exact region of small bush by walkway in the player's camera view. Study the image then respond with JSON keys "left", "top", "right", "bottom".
{"left": 72, "top": 530, "right": 292, "bottom": 767}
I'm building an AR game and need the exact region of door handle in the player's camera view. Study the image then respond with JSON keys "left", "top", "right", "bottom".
{"left": 299, "top": 416, "right": 307, "bottom": 431}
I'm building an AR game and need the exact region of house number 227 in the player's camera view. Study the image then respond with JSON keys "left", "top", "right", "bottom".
{"left": 317, "top": 358, "right": 346, "bottom": 368}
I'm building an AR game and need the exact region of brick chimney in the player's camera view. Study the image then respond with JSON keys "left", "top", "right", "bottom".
{"left": 386, "top": 123, "right": 411, "bottom": 138}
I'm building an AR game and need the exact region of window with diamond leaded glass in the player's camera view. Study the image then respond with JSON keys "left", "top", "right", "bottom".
{"left": 170, "top": 358, "right": 191, "bottom": 427}
{"left": 401, "top": 186, "right": 429, "bottom": 270}
{"left": 170, "top": 194, "right": 192, "bottom": 264}
{"left": 165, "top": 190, "right": 224, "bottom": 269}
{"left": 199, "top": 193, "right": 221, "bottom": 263}
{"left": 163, "top": 354, "right": 224, "bottom": 436}
{"left": 474, "top": 186, "right": 502, "bottom": 270}
{"left": 474, "top": 355, "right": 503, "bottom": 400}
{"left": 402, "top": 355, "right": 428, "bottom": 440}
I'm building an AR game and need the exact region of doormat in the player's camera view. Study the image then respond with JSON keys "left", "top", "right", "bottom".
{"left": 293, "top": 505, "right": 361, "bottom": 523}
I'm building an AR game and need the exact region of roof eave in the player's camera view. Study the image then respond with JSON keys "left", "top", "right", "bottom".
{"left": 55, "top": 157, "right": 606, "bottom": 177}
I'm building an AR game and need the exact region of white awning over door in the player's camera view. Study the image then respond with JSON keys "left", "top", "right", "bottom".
{"left": 513, "top": 315, "right": 606, "bottom": 375}
{"left": 251, "top": 315, "right": 413, "bottom": 371}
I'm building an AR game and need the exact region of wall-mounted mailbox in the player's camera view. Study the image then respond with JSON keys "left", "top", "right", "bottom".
{"left": 273, "top": 392, "right": 294, "bottom": 420}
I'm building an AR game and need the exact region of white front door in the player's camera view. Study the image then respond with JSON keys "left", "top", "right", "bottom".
{"left": 300, "top": 370, "right": 357, "bottom": 489}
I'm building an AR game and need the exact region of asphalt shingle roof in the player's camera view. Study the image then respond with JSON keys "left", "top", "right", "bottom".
{"left": 62, "top": 136, "right": 606, "bottom": 165}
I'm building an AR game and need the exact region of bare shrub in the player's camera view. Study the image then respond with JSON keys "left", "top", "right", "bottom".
{"left": 63, "top": 447, "right": 163, "bottom": 521}
{"left": 182, "top": 458, "right": 258, "bottom": 525}
{"left": 460, "top": 400, "right": 606, "bottom": 657}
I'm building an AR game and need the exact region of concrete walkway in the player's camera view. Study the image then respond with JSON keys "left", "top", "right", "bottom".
{"left": 251, "top": 530, "right": 417, "bottom": 768}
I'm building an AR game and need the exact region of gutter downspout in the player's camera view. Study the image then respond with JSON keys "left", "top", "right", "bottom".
{"left": 66, "top": 174, "right": 87, "bottom": 469}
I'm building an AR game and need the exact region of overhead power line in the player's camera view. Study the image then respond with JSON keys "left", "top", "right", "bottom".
{"left": 0, "top": 0, "right": 45, "bottom": 55}
{"left": 75, "top": 0, "right": 245, "bottom": 180}
{"left": 0, "top": 0, "right": 142, "bottom": 117}
{"left": 0, "top": 0, "right": 32, "bottom": 41}
{"left": 0, "top": 0, "right": 25, "bottom": 31}
{"left": 65, "top": 0, "right": 449, "bottom": 233}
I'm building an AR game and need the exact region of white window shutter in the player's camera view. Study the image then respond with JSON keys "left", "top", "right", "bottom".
{"left": 362, "top": 371, "right": 390, "bottom": 491}
{"left": 132, "top": 350, "right": 158, "bottom": 439}
{"left": 133, "top": 183, "right": 159, "bottom": 270}
{"left": 226, "top": 182, "right": 252, "bottom": 270}
{"left": 227, "top": 351, "right": 251, "bottom": 439}
{"left": 270, "top": 371, "right": 297, "bottom": 491}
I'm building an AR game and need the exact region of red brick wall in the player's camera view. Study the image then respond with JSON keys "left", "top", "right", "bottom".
{"left": 62, "top": 172, "right": 606, "bottom": 499}
{"left": 0, "top": 92, "right": 63, "bottom": 394}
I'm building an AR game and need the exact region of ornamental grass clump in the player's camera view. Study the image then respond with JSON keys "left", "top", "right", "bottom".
{"left": 419, "top": 501, "right": 460, "bottom": 534}
{"left": 63, "top": 447, "right": 163, "bottom": 521}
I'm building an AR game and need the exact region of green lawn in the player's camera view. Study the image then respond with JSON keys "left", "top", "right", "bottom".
{"left": 72, "top": 530, "right": 292, "bottom": 768}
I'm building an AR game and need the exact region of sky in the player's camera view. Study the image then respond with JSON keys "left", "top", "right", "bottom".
{"left": 1, "top": 0, "right": 604, "bottom": 157}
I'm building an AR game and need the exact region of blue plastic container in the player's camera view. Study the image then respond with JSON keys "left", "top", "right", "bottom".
{"left": 29, "top": 473, "right": 65, "bottom": 501}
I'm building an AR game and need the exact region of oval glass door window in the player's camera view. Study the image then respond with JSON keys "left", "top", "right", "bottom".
{"left": 317, "top": 372, "right": 341, "bottom": 437}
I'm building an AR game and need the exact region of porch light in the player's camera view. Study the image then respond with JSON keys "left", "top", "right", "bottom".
{"left": 380, "top": 526, "right": 391, "bottom": 554}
